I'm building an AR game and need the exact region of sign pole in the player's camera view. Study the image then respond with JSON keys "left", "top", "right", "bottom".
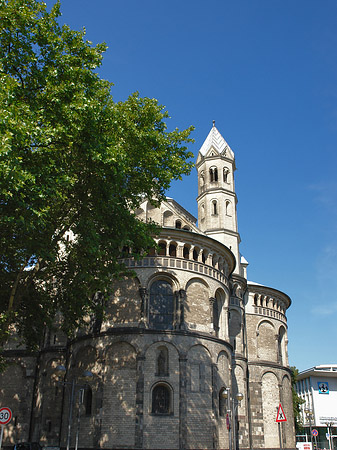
{"left": 0, "top": 425, "right": 4, "bottom": 450}
{"left": 278, "top": 421, "right": 283, "bottom": 450}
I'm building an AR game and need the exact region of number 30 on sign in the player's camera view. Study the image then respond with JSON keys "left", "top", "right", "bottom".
{"left": 0, "top": 408, "right": 12, "bottom": 425}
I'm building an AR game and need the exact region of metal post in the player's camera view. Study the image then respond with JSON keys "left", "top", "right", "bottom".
{"left": 227, "top": 393, "right": 232, "bottom": 450}
{"left": 0, "top": 425, "right": 4, "bottom": 450}
{"left": 74, "top": 389, "right": 84, "bottom": 450}
{"left": 66, "top": 379, "right": 76, "bottom": 450}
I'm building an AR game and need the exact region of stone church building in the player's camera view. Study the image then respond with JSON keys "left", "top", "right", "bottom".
{"left": 0, "top": 125, "right": 296, "bottom": 449}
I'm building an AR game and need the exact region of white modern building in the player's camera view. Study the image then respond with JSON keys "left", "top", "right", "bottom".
{"left": 296, "top": 365, "right": 337, "bottom": 449}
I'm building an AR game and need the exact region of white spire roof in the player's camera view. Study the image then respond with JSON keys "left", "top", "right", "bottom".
{"left": 199, "top": 121, "right": 234, "bottom": 158}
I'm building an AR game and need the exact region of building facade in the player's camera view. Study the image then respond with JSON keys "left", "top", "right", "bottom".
{"left": 296, "top": 364, "right": 337, "bottom": 449}
{"left": 0, "top": 124, "right": 296, "bottom": 449}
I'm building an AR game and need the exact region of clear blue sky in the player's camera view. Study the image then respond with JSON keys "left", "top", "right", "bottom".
{"left": 51, "top": 0, "right": 337, "bottom": 372}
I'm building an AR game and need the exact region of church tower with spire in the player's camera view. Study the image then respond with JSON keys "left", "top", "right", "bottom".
{"left": 196, "top": 122, "right": 242, "bottom": 275}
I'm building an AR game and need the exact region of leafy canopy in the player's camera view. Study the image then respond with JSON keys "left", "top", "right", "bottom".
{"left": 0, "top": 0, "right": 194, "bottom": 348}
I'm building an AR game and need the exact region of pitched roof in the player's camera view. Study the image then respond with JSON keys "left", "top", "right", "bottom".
{"left": 199, "top": 122, "right": 235, "bottom": 158}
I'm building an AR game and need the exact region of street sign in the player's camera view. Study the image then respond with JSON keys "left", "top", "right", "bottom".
{"left": 312, "top": 429, "right": 318, "bottom": 437}
{"left": 0, "top": 408, "right": 12, "bottom": 425}
{"left": 226, "top": 413, "right": 230, "bottom": 430}
{"left": 276, "top": 403, "right": 287, "bottom": 422}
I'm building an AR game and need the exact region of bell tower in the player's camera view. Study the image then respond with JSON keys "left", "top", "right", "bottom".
{"left": 196, "top": 122, "right": 241, "bottom": 274}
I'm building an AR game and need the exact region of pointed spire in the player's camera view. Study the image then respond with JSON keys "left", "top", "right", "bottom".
{"left": 199, "top": 123, "right": 234, "bottom": 158}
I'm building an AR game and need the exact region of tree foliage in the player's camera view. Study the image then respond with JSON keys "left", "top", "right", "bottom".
{"left": 290, "top": 366, "right": 305, "bottom": 433}
{"left": 0, "top": 0, "right": 194, "bottom": 349}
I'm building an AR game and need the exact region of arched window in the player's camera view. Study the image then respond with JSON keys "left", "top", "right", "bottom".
{"left": 158, "top": 242, "right": 166, "bottom": 256}
{"left": 152, "top": 384, "right": 171, "bottom": 414}
{"left": 193, "top": 248, "right": 199, "bottom": 261}
{"left": 84, "top": 386, "right": 92, "bottom": 416}
{"left": 183, "top": 245, "right": 190, "bottom": 259}
{"left": 213, "top": 300, "right": 219, "bottom": 336}
{"left": 200, "top": 171, "right": 205, "bottom": 187}
{"left": 200, "top": 203, "right": 205, "bottom": 220}
{"left": 225, "top": 200, "right": 232, "bottom": 216}
{"left": 209, "top": 167, "right": 218, "bottom": 182}
{"left": 169, "top": 243, "right": 177, "bottom": 257}
{"left": 149, "top": 280, "right": 174, "bottom": 330}
{"left": 219, "top": 387, "right": 227, "bottom": 416}
{"left": 175, "top": 220, "right": 182, "bottom": 229}
{"left": 223, "top": 167, "right": 229, "bottom": 183}
{"left": 212, "top": 200, "right": 218, "bottom": 215}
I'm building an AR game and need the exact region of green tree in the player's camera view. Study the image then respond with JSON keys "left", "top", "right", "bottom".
{"left": 290, "top": 366, "right": 305, "bottom": 434}
{"left": 0, "top": 0, "right": 194, "bottom": 350}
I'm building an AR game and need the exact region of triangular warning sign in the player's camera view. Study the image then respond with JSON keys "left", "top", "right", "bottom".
{"left": 276, "top": 403, "right": 287, "bottom": 422}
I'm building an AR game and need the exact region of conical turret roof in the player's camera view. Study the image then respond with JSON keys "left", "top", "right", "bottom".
{"left": 199, "top": 121, "right": 234, "bottom": 159}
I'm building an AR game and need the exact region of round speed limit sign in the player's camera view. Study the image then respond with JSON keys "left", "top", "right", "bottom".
{"left": 0, "top": 407, "right": 12, "bottom": 425}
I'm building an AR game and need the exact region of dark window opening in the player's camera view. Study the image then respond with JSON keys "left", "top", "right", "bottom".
{"left": 212, "top": 201, "right": 217, "bottom": 215}
{"left": 85, "top": 387, "right": 92, "bottom": 416}
{"left": 210, "top": 167, "right": 218, "bottom": 182}
{"left": 158, "top": 242, "right": 166, "bottom": 256}
{"left": 152, "top": 384, "right": 171, "bottom": 414}
{"left": 169, "top": 244, "right": 177, "bottom": 257}
{"left": 149, "top": 280, "right": 174, "bottom": 330}
{"left": 183, "top": 246, "right": 190, "bottom": 259}
{"left": 213, "top": 300, "right": 219, "bottom": 335}
{"left": 147, "top": 247, "right": 156, "bottom": 256}
{"left": 175, "top": 220, "right": 181, "bottom": 229}
{"left": 219, "top": 389, "right": 227, "bottom": 416}
{"left": 193, "top": 249, "right": 198, "bottom": 261}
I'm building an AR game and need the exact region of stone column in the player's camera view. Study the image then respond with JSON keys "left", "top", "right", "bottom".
{"left": 138, "top": 288, "right": 148, "bottom": 328}
{"left": 179, "top": 354, "right": 188, "bottom": 449}
{"left": 212, "top": 363, "right": 219, "bottom": 449}
{"left": 135, "top": 355, "right": 145, "bottom": 449}
{"left": 179, "top": 289, "right": 187, "bottom": 330}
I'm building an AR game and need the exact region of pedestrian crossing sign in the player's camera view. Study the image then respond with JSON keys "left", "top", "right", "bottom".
{"left": 276, "top": 403, "right": 287, "bottom": 422}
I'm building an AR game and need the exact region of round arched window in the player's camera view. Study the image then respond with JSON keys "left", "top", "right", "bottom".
{"left": 152, "top": 384, "right": 171, "bottom": 414}
{"left": 149, "top": 280, "right": 174, "bottom": 330}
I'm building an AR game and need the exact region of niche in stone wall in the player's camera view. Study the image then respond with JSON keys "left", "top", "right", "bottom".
{"left": 257, "top": 320, "right": 277, "bottom": 362}
{"left": 215, "top": 289, "right": 227, "bottom": 339}
{"left": 156, "top": 346, "right": 169, "bottom": 376}
{"left": 229, "top": 309, "right": 242, "bottom": 353}
{"left": 278, "top": 326, "right": 287, "bottom": 365}
{"left": 185, "top": 278, "right": 210, "bottom": 328}
{"left": 217, "top": 351, "right": 230, "bottom": 388}
{"left": 163, "top": 210, "right": 173, "bottom": 227}
{"left": 261, "top": 372, "right": 279, "bottom": 449}
{"left": 281, "top": 375, "right": 294, "bottom": 446}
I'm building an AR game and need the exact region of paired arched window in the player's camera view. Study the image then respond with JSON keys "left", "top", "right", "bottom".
{"left": 209, "top": 167, "right": 218, "bottom": 182}
{"left": 149, "top": 280, "right": 174, "bottom": 330}
{"left": 223, "top": 167, "right": 229, "bottom": 183}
